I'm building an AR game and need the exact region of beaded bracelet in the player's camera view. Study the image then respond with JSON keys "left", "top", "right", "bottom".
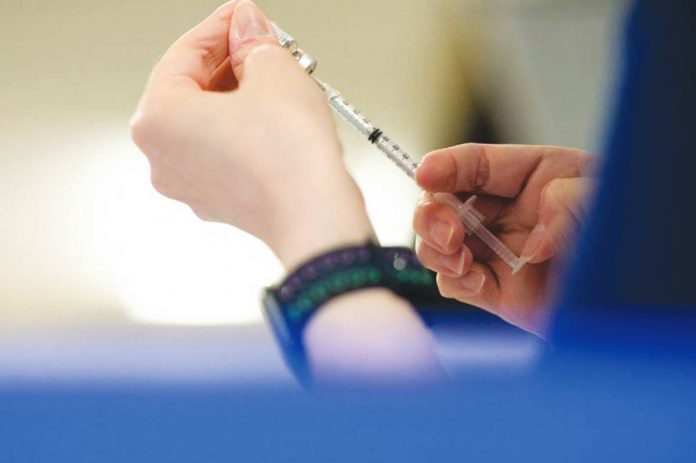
{"left": 262, "top": 242, "right": 436, "bottom": 384}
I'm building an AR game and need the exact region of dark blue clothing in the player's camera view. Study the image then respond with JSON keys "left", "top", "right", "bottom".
{"left": 552, "top": 0, "right": 696, "bottom": 353}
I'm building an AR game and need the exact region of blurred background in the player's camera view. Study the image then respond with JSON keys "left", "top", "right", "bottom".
{"left": 0, "top": 0, "right": 625, "bottom": 385}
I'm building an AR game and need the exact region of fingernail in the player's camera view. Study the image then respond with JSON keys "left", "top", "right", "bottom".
{"left": 429, "top": 221, "right": 454, "bottom": 250}
{"left": 521, "top": 224, "right": 546, "bottom": 261}
{"left": 459, "top": 270, "right": 485, "bottom": 293}
{"left": 232, "top": 0, "right": 270, "bottom": 41}
{"left": 442, "top": 252, "right": 467, "bottom": 276}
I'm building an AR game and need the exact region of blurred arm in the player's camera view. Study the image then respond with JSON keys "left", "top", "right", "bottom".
{"left": 305, "top": 289, "right": 446, "bottom": 385}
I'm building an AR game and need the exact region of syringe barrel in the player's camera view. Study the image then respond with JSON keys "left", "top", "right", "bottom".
{"left": 272, "top": 22, "right": 524, "bottom": 274}
{"left": 326, "top": 94, "right": 375, "bottom": 138}
{"left": 373, "top": 136, "right": 417, "bottom": 179}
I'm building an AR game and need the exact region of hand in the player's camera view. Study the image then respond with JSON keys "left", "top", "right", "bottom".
{"left": 413, "top": 144, "right": 595, "bottom": 335}
{"left": 130, "top": 0, "right": 374, "bottom": 270}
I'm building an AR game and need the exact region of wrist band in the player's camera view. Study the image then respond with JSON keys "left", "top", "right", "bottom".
{"left": 262, "top": 241, "right": 436, "bottom": 385}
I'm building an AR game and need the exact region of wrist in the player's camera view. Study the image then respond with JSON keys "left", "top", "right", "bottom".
{"left": 305, "top": 289, "right": 443, "bottom": 383}
{"left": 269, "top": 174, "right": 375, "bottom": 271}
{"left": 263, "top": 244, "right": 443, "bottom": 385}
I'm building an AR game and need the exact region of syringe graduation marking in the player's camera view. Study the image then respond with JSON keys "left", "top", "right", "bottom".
{"left": 368, "top": 129, "right": 383, "bottom": 144}
{"left": 320, "top": 78, "right": 420, "bottom": 177}
{"left": 306, "top": 71, "right": 524, "bottom": 272}
{"left": 272, "top": 21, "right": 525, "bottom": 273}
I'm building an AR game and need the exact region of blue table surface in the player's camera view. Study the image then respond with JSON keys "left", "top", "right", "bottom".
{"left": 1, "top": 323, "right": 695, "bottom": 463}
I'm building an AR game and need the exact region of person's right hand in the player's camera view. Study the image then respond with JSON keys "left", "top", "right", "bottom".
{"left": 130, "top": 0, "right": 374, "bottom": 270}
{"left": 413, "top": 144, "right": 596, "bottom": 335}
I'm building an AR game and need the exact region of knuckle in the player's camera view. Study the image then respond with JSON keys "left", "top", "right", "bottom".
{"left": 427, "top": 150, "right": 458, "bottom": 192}
{"left": 541, "top": 178, "right": 565, "bottom": 201}
{"left": 232, "top": 42, "right": 282, "bottom": 72}
{"left": 243, "top": 44, "right": 310, "bottom": 85}
{"left": 246, "top": 43, "right": 288, "bottom": 63}
{"left": 129, "top": 106, "right": 162, "bottom": 153}
{"left": 191, "top": 207, "right": 215, "bottom": 223}
{"left": 466, "top": 143, "right": 487, "bottom": 186}
{"left": 194, "top": 45, "right": 215, "bottom": 71}
{"left": 435, "top": 274, "right": 454, "bottom": 299}
{"left": 415, "top": 241, "right": 440, "bottom": 272}
{"left": 421, "top": 256, "right": 439, "bottom": 273}
{"left": 412, "top": 205, "right": 427, "bottom": 233}
{"left": 461, "top": 143, "right": 488, "bottom": 191}
{"left": 150, "top": 168, "right": 172, "bottom": 197}
{"left": 539, "top": 178, "right": 581, "bottom": 225}
{"left": 250, "top": 42, "right": 285, "bottom": 57}
{"left": 415, "top": 244, "right": 430, "bottom": 266}
{"left": 415, "top": 238, "right": 425, "bottom": 257}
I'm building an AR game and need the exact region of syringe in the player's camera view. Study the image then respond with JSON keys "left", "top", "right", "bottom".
{"left": 271, "top": 23, "right": 526, "bottom": 274}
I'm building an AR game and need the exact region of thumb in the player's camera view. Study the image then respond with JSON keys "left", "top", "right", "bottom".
{"left": 228, "top": 0, "right": 280, "bottom": 79}
{"left": 521, "top": 178, "right": 593, "bottom": 264}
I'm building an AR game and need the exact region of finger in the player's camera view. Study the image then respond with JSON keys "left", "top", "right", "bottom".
{"left": 436, "top": 263, "right": 500, "bottom": 311}
{"left": 416, "top": 238, "right": 473, "bottom": 278}
{"left": 416, "top": 143, "right": 593, "bottom": 198}
{"left": 521, "top": 178, "right": 594, "bottom": 263}
{"left": 228, "top": 0, "right": 281, "bottom": 80}
{"left": 149, "top": 1, "right": 240, "bottom": 92}
{"left": 208, "top": 57, "right": 239, "bottom": 91}
{"left": 413, "top": 198, "right": 466, "bottom": 255}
